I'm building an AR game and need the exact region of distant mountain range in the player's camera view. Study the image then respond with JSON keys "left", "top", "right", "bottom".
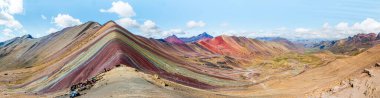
{"left": 162, "top": 32, "right": 213, "bottom": 44}
{"left": 312, "top": 33, "right": 380, "bottom": 55}
{"left": 180, "top": 32, "right": 213, "bottom": 43}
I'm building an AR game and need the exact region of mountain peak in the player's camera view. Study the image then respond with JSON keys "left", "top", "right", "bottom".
{"left": 21, "top": 34, "right": 33, "bottom": 39}
{"left": 348, "top": 33, "right": 377, "bottom": 42}
{"left": 102, "top": 20, "right": 118, "bottom": 27}
{"left": 167, "top": 35, "right": 178, "bottom": 38}
{"left": 179, "top": 32, "right": 214, "bottom": 43}
{"left": 197, "top": 32, "right": 213, "bottom": 37}
{"left": 164, "top": 35, "right": 184, "bottom": 44}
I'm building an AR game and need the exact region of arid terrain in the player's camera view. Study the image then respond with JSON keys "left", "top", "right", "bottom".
{"left": 1, "top": 21, "right": 380, "bottom": 98}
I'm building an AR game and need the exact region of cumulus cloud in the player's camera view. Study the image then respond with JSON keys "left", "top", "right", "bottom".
{"left": 46, "top": 28, "right": 58, "bottom": 34}
{"left": 0, "top": 0, "right": 23, "bottom": 14}
{"left": 0, "top": 0, "right": 24, "bottom": 41}
{"left": 100, "top": 1, "right": 135, "bottom": 18}
{"left": 44, "top": 14, "right": 81, "bottom": 34}
{"left": 116, "top": 17, "right": 139, "bottom": 28}
{"left": 282, "top": 18, "right": 380, "bottom": 39}
{"left": 335, "top": 22, "right": 348, "bottom": 29}
{"left": 320, "top": 18, "right": 380, "bottom": 39}
{"left": 223, "top": 18, "right": 380, "bottom": 40}
{"left": 352, "top": 18, "right": 380, "bottom": 33}
{"left": 187, "top": 20, "right": 206, "bottom": 28}
{"left": 53, "top": 14, "right": 82, "bottom": 28}
{"left": 162, "top": 29, "right": 185, "bottom": 37}
{"left": 2, "top": 28, "right": 15, "bottom": 37}
{"left": 100, "top": 1, "right": 187, "bottom": 38}
{"left": 0, "top": 12, "right": 23, "bottom": 29}
{"left": 0, "top": 0, "right": 24, "bottom": 29}
{"left": 100, "top": 1, "right": 139, "bottom": 29}
{"left": 294, "top": 28, "right": 310, "bottom": 33}
{"left": 139, "top": 20, "right": 160, "bottom": 36}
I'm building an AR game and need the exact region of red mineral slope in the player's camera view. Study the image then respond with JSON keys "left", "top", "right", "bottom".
{"left": 6, "top": 21, "right": 257, "bottom": 95}
{"left": 197, "top": 35, "right": 290, "bottom": 58}
{"left": 41, "top": 39, "right": 215, "bottom": 93}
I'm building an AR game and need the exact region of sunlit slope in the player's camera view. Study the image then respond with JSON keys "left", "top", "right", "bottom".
{"left": 219, "top": 44, "right": 380, "bottom": 97}
{"left": 14, "top": 21, "right": 253, "bottom": 93}
{"left": 0, "top": 22, "right": 100, "bottom": 71}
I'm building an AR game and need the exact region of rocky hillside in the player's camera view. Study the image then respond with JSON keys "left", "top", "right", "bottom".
{"left": 313, "top": 33, "right": 380, "bottom": 55}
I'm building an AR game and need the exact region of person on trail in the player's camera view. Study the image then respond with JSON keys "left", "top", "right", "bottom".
{"left": 91, "top": 77, "right": 96, "bottom": 83}
{"left": 70, "top": 89, "right": 80, "bottom": 98}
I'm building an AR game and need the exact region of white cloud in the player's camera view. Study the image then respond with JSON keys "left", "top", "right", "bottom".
{"left": 0, "top": 0, "right": 23, "bottom": 14}
{"left": 116, "top": 17, "right": 139, "bottom": 28}
{"left": 46, "top": 28, "right": 58, "bottom": 34}
{"left": 294, "top": 28, "right": 310, "bottom": 33}
{"left": 45, "top": 14, "right": 81, "bottom": 34}
{"left": 0, "top": 0, "right": 23, "bottom": 29}
{"left": 187, "top": 20, "right": 206, "bottom": 28}
{"left": 335, "top": 22, "right": 349, "bottom": 30}
{"left": 0, "top": 11, "right": 23, "bottom": 29}
{"left": 53, "top": 14, "right": 82, "bottom": 28}
{"left": 162, "top": 29, "right": 185, "bottom": 37}
{"left": 257, "top": 18, "right": 380, "bottom": 40}
{"left": 139, "top": 20, "right": 160, "bottom": 36}
{"left": 41, "top": 14, "right": 47, "bottom": 20}
{"left": 100, "top": 1, "right": 135, "bottom": 18}
{"left": 0, "top": 0, "right": 24, "bottom": 40}
{"left": 2, "top": 28, "right": 15, "bottom": 37}
{"left": 100, "top": 1, "right": 189, "bottom": 38}
{"left": 352, "top": 18, "right": 380, "bottom": 33}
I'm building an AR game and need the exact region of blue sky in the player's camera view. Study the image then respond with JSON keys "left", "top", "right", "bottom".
{"left": 2, "top": 0, "right": 380, "bottom": 41}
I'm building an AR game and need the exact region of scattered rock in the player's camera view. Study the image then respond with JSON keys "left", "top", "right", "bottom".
{"left": 153, "top": 74, "right": 159, "bottom": 79}
{"left": 375, "top": 63, "right": 380, "bottom": 67}
{"left": 363, "top": 69, "right": 374, "bottom": 77}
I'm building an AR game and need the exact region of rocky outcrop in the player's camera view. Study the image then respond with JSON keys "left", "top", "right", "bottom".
{"left": 313, "top": 33, "right": 380, "bottom": 55}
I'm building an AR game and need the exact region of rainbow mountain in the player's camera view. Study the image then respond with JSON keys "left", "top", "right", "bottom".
{"left": 2, "top": 21, "right": 380, "bottom": 97}
{"left": 0, "top": 21, "right": 293, "bottom": 96}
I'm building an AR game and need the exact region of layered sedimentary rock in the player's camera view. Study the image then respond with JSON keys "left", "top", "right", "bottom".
{"left": 0, "top": 22, "right": 101, "bottom": 71}
{"left": 0, "top": 21, "right": 293, "bottom": 95}
{"left": 2, "top": 21, "right": 380, "bottom": 98}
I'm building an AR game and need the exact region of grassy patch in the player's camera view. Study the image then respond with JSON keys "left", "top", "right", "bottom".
{"left": 263, "top": 52, "right": 323, "bottom": 69}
